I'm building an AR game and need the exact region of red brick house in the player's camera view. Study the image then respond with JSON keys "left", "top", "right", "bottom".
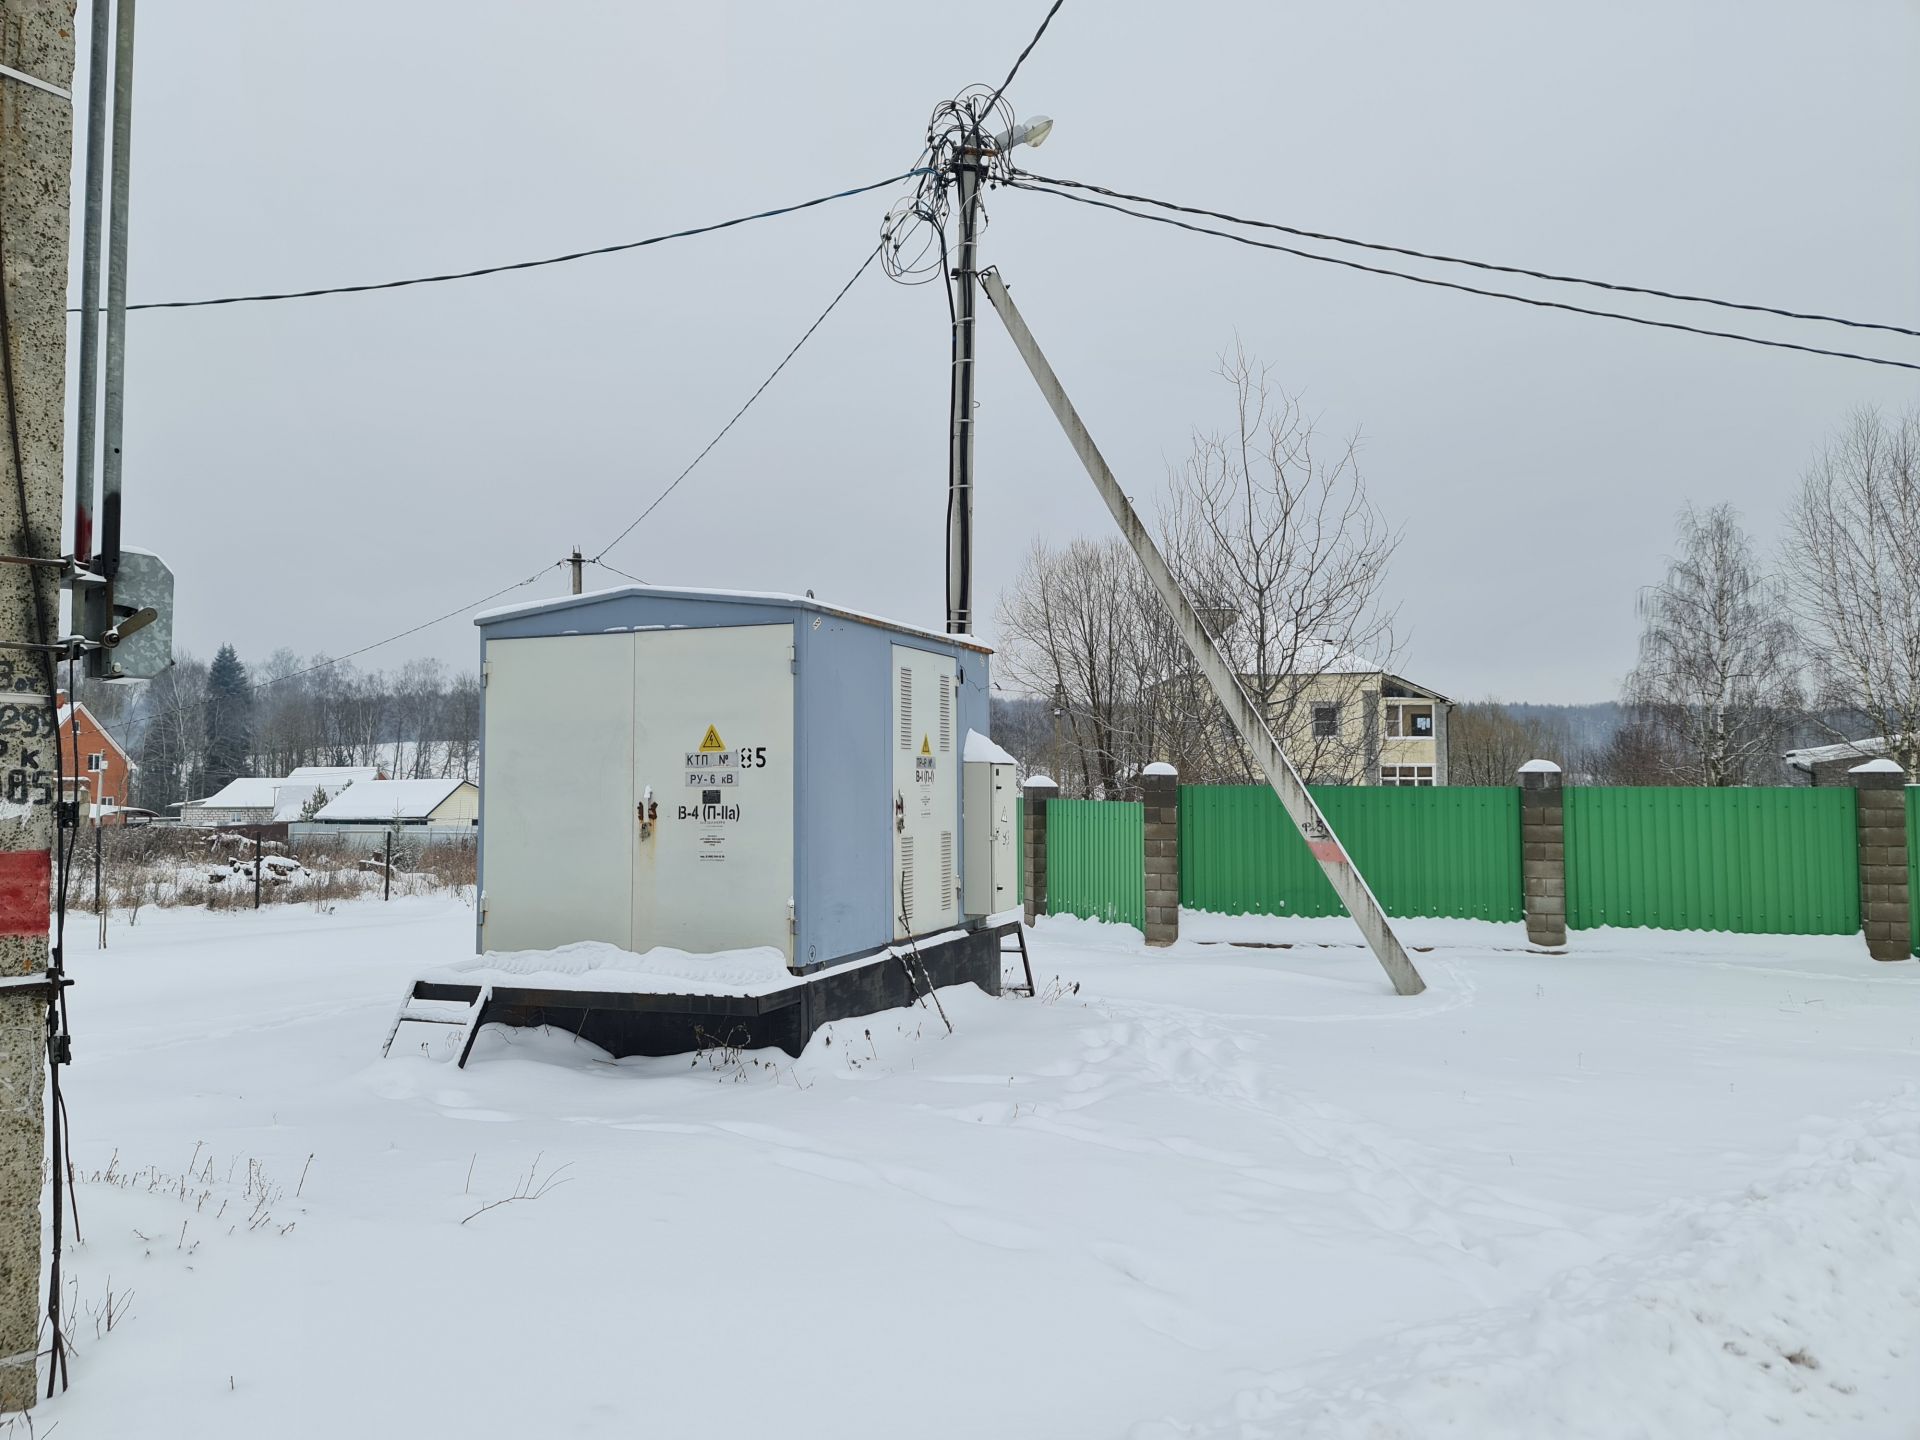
{"left": 55, "top": 691, "right": 136, "bottom": 816}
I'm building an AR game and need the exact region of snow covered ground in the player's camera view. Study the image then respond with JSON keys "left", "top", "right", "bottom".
{"left": 23, "top": 899, "right": 1920, "bottom": 1438}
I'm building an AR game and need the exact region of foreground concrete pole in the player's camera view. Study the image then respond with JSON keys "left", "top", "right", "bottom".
{"left": 1519, "top": 760, "right": 1567, "bottom": 949}
{"left": 1142, "top": 763, "right": 1179, "bottom": 946}
{"left": 1022, "top": 776, "right": 1056, "bottom": 925}
{"left": 1849, "top": 760, "right": 1912, "bottom": 962}
{"left": 0, "top": 2, "right": 77, "bottom": 1410}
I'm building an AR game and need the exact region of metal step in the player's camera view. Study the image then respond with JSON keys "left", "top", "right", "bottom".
{"left": 382, "top": 984, "right": 493, "bottom": 1066}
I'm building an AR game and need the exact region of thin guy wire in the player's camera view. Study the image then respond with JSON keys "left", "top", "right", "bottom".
{"left": 257, "top": 564, "right": 565, "bottom": 690}
{"left": 1009, "top": 182, "right": 1920, "bottom": 373}
{"left": 588, "top": 558, "right": 649, "bottom": 585}
{"left": 594, "top": 241, "right": 884, "bottom": 561}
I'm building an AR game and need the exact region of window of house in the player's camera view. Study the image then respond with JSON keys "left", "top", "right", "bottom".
{"left": 1312, "top": 703, "right": 1340, "bottom": 739}
{"left": 1379, "top": 764, "right": 1435, "bottom": 786}
{"left": 1385, "top": 703, "right": 1435, "bottom": 738}
{"left": 87, "top": 753, "right": 105, "bottom": 772}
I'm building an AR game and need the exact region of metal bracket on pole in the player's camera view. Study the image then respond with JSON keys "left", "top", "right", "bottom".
{"left": 978, "top": 267, "right": 1426, "bottom": 996}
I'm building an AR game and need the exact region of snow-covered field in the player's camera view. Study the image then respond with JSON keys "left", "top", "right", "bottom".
{"left": 25, "top": 899, "right": 1920, "bottom": 1438}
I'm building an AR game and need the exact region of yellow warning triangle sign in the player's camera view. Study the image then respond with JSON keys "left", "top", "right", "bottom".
{"left": 920, "top": 735, "right": 932, "bottom": 756}
{"left": 699, "top": 725, "right": 727, "bottom": 753}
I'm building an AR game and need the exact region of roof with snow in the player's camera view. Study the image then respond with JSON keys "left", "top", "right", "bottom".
{"left": 310, "top": 778, "right": 474, "bottom": 822}
{"left": 55, "top": 699, "right": 135, "bottom": 767}
{"left": 188, "top": 777, "right": 343, "bottom": 818}
{"left": 286, "top": 765, "right": 382, "bottom": 784}
{"left": 1783, "top": 736, "right": 1896, "bottom": 770}
{"left": 190, "top": 778, "right": 286, "bottom": 811}
{"left": 474, "top": 583, "right": 992, "bottom": 655}
{"left": 963, "top": 730, "right": 1017, "bottom": 766}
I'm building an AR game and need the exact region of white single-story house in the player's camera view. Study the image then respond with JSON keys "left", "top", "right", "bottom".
{"left": 307, "top": 778, "right": 479, "bottom": 827}
{"left": 286, "top": 765, "right": 383, "bottom": 787}
{"left": 180, "top": 766, "right": 386, "bottom": 827}
{"left": 1783, "top": 736, "right": 1908, "bottom": 786}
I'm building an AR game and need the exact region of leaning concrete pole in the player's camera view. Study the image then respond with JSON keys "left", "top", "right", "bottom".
{"left": 979, "top": 268, "right": 1424, "bottom": 996}
{"left": 0, "top": 1, "right": 76, "bottom": 1411}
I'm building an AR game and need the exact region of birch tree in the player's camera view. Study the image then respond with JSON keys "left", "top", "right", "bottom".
{"left": 1623, "top": 504, "right": 1800, "bottom": 785}
{"left": 1783, "top": 406, "right": 1920, "bottom": 773}
{"left": 1161, "top": 344, "right": 1400, "bottom": 785}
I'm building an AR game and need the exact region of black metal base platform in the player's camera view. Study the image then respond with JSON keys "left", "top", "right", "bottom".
{"left": 396, "top": 922, "right": 1015, "bottom": 1064}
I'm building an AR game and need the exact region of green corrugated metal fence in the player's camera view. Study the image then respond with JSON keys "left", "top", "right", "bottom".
{"left": 1045, "top": 797, "right": 1144, "bottom": 927}
{"left": 1178, "top": 784, "right": 1522, "bottom": 921}
{"left": 1908, "top": 787, "right": 1918, "bottom": 955}
{"left": 1031, "top": 782, "right": 1871, "bottom": 939}
{"left": 1564, "top": 786, "right": 1858, "bottom": 934}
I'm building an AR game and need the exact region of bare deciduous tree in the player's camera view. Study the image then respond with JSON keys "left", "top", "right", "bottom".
{"left": 1446, "top": 701, "right": 1577, "bottom": 786}
{"left": 994, "top": 344, "right": 1402, "bottom": 791}
{"left": 995, "top": 537, "right": 1163, "bottom": 796}
{"left": 1623, "top": 503, "right": 1800, "bottom": 786}
{"left": 1783, "top": 405, "right": 1920, "bottom": 773}
{"left": 1162, "top": 345, "right": 1400, "bottom": 785}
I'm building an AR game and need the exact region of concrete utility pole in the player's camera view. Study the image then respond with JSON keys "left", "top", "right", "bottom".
{"left": 943, "top": 144, "right": 982, "bottom": 637}
{"left": 980, "top": 268, "right": 1426, "bottom": 997}
{"left": 569, "top": 548, "right": 583, "bottom": 595}
{"left": 0, "top": 1, "right": 78, "bottom": 1411}
{"left": 939, "top": 107, "right": 1050, "bottom": 636}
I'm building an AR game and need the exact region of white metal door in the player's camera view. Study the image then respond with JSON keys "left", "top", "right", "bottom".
{"left": 892, "top": 644, "right": 960, "bottom": 939}
{"left": 633, "top": 624, "right": 795, "bottom": 961}
{"left": 480, "top": 634, "right": 635, "bottom": 953}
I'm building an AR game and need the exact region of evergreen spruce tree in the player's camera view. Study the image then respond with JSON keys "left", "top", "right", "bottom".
{"left": 203, "top": 644, "right": 255, "bottom": 792}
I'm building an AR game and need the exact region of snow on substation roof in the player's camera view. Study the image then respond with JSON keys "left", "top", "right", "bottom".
{"left": 286, "top": 765, "right": 382, "bottom": 784}
{"left": 963, "top": 730, "right": 1017, "bottom": 765}
{"left": 311, "top": 778, "right": 468, "bottom": 822}
{"left": 474, "top": 583, "right": 993, "bottom": 655}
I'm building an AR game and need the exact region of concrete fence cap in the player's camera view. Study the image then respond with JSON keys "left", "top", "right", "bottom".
{"left": 1141, "top": 762, "right": 1179, "bottom": 777}
{"left": 1517, "top": 759, "right": 1562, "bottom": 774}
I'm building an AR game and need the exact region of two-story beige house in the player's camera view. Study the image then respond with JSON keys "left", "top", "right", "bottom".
{"left": 1263, "top": 655, "right": 1453, "bottom": 787}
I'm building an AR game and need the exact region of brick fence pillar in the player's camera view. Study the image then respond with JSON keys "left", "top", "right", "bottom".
{"left": 1142, "top": 763, "right": 1180, "bottom": 946}
{"left": 1022, "top": 776, "right": 1057, "bottom": 926}
{"left": 1849, "top": 760, "right": 1911, "bottom": 962}
{"left": 1519, "top": 759, "right": 1567, "bottom": 949}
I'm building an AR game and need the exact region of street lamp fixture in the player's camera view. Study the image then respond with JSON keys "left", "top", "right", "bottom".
{"left": 995, "top": 115, "right": 1053, "bottom": 153}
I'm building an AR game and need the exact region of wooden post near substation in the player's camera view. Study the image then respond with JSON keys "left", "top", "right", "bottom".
{"left": 0, "top": 2, "right": 77, "bottom": 1411}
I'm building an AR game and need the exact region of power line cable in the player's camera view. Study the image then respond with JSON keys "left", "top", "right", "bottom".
{"left": 1008, "top": 180, "right": 1920, "bottom": 373}
{"left": 593, "top": 240, "right": 884, "bottom": 561}
{"left": 984, "top": 0, "right": 1067, "bottom": 115}
{"left": 1012, "top": 170, "right": 1920, "bottom": 341}
{"left": 74, "top": 172, "right": 921, "bottom": 313}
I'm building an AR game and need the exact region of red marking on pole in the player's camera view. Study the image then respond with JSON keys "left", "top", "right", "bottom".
{"left": 0, "top": 850, "right": 51, "bottom": 935}
{"left": 1307, "top": 838, "right": 1346, "bottom": 864}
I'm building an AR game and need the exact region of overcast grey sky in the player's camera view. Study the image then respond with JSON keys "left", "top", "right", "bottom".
{"left": 68, "top": 0, "right": 1920, "bottom": 703}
